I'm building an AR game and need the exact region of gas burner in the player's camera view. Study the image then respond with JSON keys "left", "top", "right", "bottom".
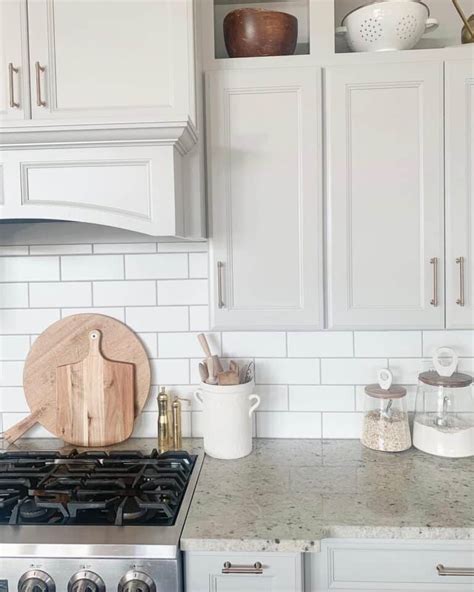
{"left": 18, "top": 498, "right": 55, "bottom": 522}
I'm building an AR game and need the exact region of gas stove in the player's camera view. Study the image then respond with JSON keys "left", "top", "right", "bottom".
{"left": 0, "top": 448, "right": 203, "bottom": 592}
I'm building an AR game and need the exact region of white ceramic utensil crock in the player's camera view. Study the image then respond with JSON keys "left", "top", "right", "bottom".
{"left": 336, "top": 1, "right": 438, "bottom": 52}
{"left": 194, "top": 380, "right": 260, "bottom": 460}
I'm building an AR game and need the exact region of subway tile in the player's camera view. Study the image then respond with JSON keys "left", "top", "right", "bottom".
{"left": 423, "top": 331, "right": 474, "bottom": 357}
{"left": 158, "top": 242, "right": 207, "bottom": 253}
{"left": 94, "top": 243, "right": 157, "bottom": 254}
{"left": 322, "top": 412, "right": 364, "bottom": 438}
{"left": 157, "top": 280, "right": 207, "bottom": 305}
{"left": 255, "top": 385, "right": 288, "bottom": 411}
{"left": 30, "top": 244, "right": 92, "bottom": 255}
{"left": 62, "top": 308, "right": 125, "bottom": 321}
{"left": 388, "top": 358, "right": 427, "bottom": 385}
{"left": 222, "top": 332, "right": 286, "bottom": 358}
{"left": 0, "top": 387, "right": 29, "bottom": 412}
{"left": 138, "top": 333, "right": 158, "bottom": 359}
{"left": 2, "top": 413, "right": 54, "bottom": 437}
{"left": 0, "top": 361, "right": 24, "bottom": 386}
{"left": 158, "top": 333, "right": 220, "bottom": 358}
{"left": 355, "top": 331, "right": 421, "bottom": 358}
{"left": 0, "top": 284, "right": 28, "bottom": 308}
{"left": 61, "top": 255, "right": 124, "bottom": 281}
{"left": 256, "top": 359, "right": 320, "bottom": 385}
{"left": 289, "top": 386, "right": 355, "bottom": 412}
{"left": 125, "top": 254, "right": 188, "bottom": 279}
{"left": 0, "top": 246, "right": 29, "bottom": 256}
{"left": 257, "top": 412, "right": 321, "bottom": 438}
{"left": 0, "top": 336, "right": 30, "bottom": 360}
{"left": 93, "top": 281, "right": 156, "bottom": 307}
{"left": 288, "top": 332, "right": 353, "bottom": 357}
{"left": 189, "top": 253, "right": 209, "bottom": 278}
{"left": 150, "top": 359, "right": 190, "bottom": 385}
{"left": 132, "top": 411, "right": 191, "bottom": 438}
{"left": 191, "top": 411, "right": 203, "bottom": 437}
{"left": 30, "top": 282, "right": 92, "bottom": 308}
{"left": 458, "top": 358, "right": 474, "bottom": 374}
{"left": 321, "top": 359, "right": 386, "bottom": 385}
{"left": 143, "top": 385, "right": 197, "bottom": 412}
{"left": 126, "top": 307, "right": 188, "bottom": 332}
{"left": 0, "top": 256, "right": 59, "bottom": 282}
{"left": 0, "top": 309, "right": 60, "bottom": 334}
{"left": 189, "top": 306, "right": 210, "bottom": 331}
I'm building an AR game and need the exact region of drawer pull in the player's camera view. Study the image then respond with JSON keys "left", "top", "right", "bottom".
{"left": 456, "top": 256, "right": 465, "bottom": 307}
{"left": 35, "top": 61, "right": 46, "bottom": 107}
{"left": 437, "top": 564, "right": 474, "bottom": 577}
{"left": 430, "top": 257, "right": 438, "bottom": 307}
{"left": 222, "top": 561, "right": 263, "bottom": 574}
{"left": 217, "top": 261, "right": 225, "bottom": 309}
{"left": 8, "top": 63, "right": 19, "bottom": 108}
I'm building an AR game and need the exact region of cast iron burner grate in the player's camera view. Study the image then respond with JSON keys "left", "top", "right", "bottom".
{"left": 0, "top": 449, "right": 196, "bottom": 526}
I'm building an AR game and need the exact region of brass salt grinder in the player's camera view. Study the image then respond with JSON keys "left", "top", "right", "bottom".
{"left": 157, "top": 386, "right": 184, "bottom": 452}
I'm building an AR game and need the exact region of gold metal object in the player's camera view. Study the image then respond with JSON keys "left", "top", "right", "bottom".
{"left": 217, "top": 261, "right": 225, "bottom": 309}
{"left": 456, "top": 256, "right": 465, "bottom": 306}
{"left": 172, "top": 398, "right": 182, "bottom": 450}
{"left": 451, "top": 0, "right": 474, "bottom": 43}
{"left": 35, "top": 61, "right": 46, "bottom": 107}
{"left": 222, "top": 561, "right": 263, "bottom": 575}
{"left": 437, "top": 564, "right": 474, "bottom": 577}
{"left": 157, "top": 386, "right": 171, "bottom": 453}
{"left": 8, "top": 63, "right": 19, "bottom": 108}
{"left": 430, "top": 257, "right": 438, "bottom": 307}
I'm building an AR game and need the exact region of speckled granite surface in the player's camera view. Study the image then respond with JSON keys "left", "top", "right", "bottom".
{"left": 2, "top": 438, "right": 472, "bottom": 553}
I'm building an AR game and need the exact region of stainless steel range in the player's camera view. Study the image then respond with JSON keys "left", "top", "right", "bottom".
{"left": 0, "top": 448, "right": 203, "bottom": 592}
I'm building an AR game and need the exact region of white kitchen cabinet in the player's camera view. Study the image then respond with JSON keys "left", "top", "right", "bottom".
{"left": 325, "top": 62, "right": 445, "bottom": 330}
{"left": 309, "top": 539, "right": 474, "bottom": 591}
{"left": 0, "top": 0, "right": 30, "bottom": 122}
{"left": 207, "top": 67, "right": 323, "bottom": 330}
{"left": 446, "top": 60, "right": 474, "bottom": 329}
{"left": 185, "top": 551, "right": 303, "bottom": 592}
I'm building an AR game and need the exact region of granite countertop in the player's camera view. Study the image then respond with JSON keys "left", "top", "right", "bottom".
{"left": 2, "top": 438, "right": 473, "bottom": 553}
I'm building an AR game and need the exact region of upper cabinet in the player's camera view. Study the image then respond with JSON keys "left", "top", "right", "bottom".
{"left": 207, "top": 67, "right": 323, "bottom": 330}
{"left": 446, "top": 59, "right": 474, "bottom": 329}
{"left": 325, "top": 62, "right": 445, "bottom": 329}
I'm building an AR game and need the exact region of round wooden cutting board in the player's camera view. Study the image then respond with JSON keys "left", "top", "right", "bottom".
{"left": 23, "top": 314, "right": 151, "bottom": 439}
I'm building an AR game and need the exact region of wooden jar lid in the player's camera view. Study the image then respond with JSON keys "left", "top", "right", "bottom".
{"left": 418, "top": 370, "right": 473, "bottom": 388}
{"left": 364, "top": 384, "right": 407, "bottom": 399}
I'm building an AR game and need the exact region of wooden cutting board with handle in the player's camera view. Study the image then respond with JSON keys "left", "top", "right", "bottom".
{"left": 56, "top": 329, "right": 135, "bottom": 446}
{"left": 2, "top": 314, "right": 151, "bottom": 445}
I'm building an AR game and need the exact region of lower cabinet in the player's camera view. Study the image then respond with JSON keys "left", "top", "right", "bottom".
{"left": 184, "top": 551, "right": 304, "bottom": 592}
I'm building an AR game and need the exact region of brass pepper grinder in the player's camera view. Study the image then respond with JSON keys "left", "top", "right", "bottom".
{"left": 172, "top": 398, "right": 182, "bottom": 450}
{"left": 157, "top": 386, "right": 171, "bottom": 453}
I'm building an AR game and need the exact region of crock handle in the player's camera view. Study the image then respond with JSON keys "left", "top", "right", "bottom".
{"left": 194, "top": 390, "right": 204, "bottom": 405}
{"left": 433, "top": 347, "right": 458, "bottom": 377}
{"left": 248, "top": 394, "right": 261, "bottom": 417}
{"left": 424, "top": 18, "right": 439, "bottom": 32}
{"left": 335, "top": 26, "right": 347, "bottom": 36}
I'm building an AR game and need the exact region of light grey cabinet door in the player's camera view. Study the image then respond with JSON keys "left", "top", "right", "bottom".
{"left": 446, "top": 59, "right": 474, "bottom": 329}
{"left": 207, "top": 67, "right": 323, "bottom": 330}
{"left": 325, "top": 62, "right": 445, "bottom": 329}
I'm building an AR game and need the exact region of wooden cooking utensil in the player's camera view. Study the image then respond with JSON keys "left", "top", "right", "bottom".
{"left": 217, "top": 360, "right": 241, "bottom": 386}
{"left": 197, "top": 333, "right": 223, "bottom": 384}
{"left": 2, "top": 314, "right": 150, "bottom": 445}
{"left": 56, "top": 329, "right": 135, "bottom": 447}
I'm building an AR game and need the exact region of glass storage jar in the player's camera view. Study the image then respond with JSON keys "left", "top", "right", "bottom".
{"left": 413, "top": 348, "right": 474, "bottom": 458}
{"left": 361, "top": 369, "right": 411, "bottom": 452}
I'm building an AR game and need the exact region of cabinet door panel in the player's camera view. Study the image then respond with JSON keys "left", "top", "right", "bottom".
{"left": 0, "top": 0, "right": 30, "bottom": 123}
{"left": 27, "top": 0, "right": 194, "bottom": 123}
{"left": 446, "top": 60, "right": 474, "bottom": 329}
{"left": 208, "top": 68, "right": 323, "bottom": 329}
{"left": 326, "top": 62, "right": 444, "bottom": 329}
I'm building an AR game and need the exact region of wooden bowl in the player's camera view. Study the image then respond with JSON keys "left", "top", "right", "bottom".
{"left": 224, "top": 8, "right": 298, "bottom": 58}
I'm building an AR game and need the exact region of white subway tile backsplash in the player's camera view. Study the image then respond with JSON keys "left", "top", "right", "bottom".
{"left": 0, "top": 284, "right": 28, "bottom": 308}
{"left": 158, "top": 333, "right": 220, "bottom": 358}
{"left": 30, "top": 282, "right": 92, "bottom": 308}
{"left": 62, "top": 255, "right": 124, "bottom": 281}
{"left": 0, "top": 387, "right": 29, "bottom": 412}
{"left": 321, "top": 358, "right": 386, "bottom": 385}
{"left": 289, "top": 386, "right": 355, "bottom": 412}
{"left": 157, "top": 280, "right": 208, "bottom": 305}
{"left": 388, "top": 358, "right": 427, "bottom": 385}
{"left": 288, "top": 332, "right": 353, "bottom": 357}
{"left": 126, "top": 306, "right": 188, "bottom": 332}
{"left": 2, "top": 413, "right": 54, "bottom": 438}
{"left": 322, "top": 413, "right": 364, "bottom": 438}
{"left": 0, "top": 309, "right": 60, "bottom": 334}
{"left": 93, "top": 281, "right": 156, "bottom": 307}
{"left": 132, "top": 411, "right": 192, "bottom": 438}
{"left": 189, "top": 253, "right": 208, "bottom": 278}
{"left": 138, "top": 333, "right": 158, "bottom": 359}
{"left": 94, "top": 243, "right": 157, "bottom": 254}
{"left": 0, "top": 361, "right": 24, "bottom": 386}
{"left": 191, "top": 411, "right": 203, "bottom": 437}
{"left": 355, "top": 331, "right": 421, "bottom": 358}
{"left": 158, "top": 242, "right": 207, "bottom": 253}
{"left": 256, "top": 385, "right": 288, "bottom": 411}
{"left": 0, "top": 256, "right": 59, "bottom": 282}
{"left": 257, "top": 412, "right": 321, "bottom": 438}
{"left": 62, "top": 307, "right": 125, "bottom": 321}
{"left": 256, "top": 359, "right": 320, "bottom": 385}
{"left": 189, "top": 306, "right": 210, "bottom": 331}
{"left": 30, "top": 244, "right": 92, "bottom": 255}
{"left": 150, "top": 359, "right": 190, "bottom": 385}
{"left": 423, "top": 331, "right": 474, "bottom": 357}
{"left": 125, "top": 254, "right": 188, "bottom": 279}
{"left": 222, "top": 332, "right": 286, "bottom": 358}
{"left": 0, "top": 336, "right": 30, "bottom": 360}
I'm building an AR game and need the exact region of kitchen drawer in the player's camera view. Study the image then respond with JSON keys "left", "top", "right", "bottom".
{"left": 184, "top": 551, "right": 303, "bottom": 592}
{"left": 311, "top": 539, "right": 474, "bottom": 591}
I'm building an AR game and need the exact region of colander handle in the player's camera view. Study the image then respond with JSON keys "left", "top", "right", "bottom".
{"left": 424, "top": 18, "right": 439, "bottom": 32}
{"left": 335, "top": 26, "right": 347, "bottom": 36}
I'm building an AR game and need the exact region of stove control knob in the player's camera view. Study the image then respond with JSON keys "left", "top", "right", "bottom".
{"left": 18, "top": 570, "right": 56, "bottom": 592}
{"left": 67, "top": 571, "right": 105, "bottom": 592}
{"left": 118, "top": 571, "right": 156, "bottom": 592}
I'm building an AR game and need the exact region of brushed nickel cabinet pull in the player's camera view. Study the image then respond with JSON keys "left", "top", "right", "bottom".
{"left": 35, "top": 61, "right": 46, "bottom": 107}
{"left": 456, "top": 256, "right": 465, "bottom": 307}
{"left": 8, "top": 63, "right": 19, "bottom": 108}
{"left": 217, "top": 261, "right": 225, "bottom": 309}
{"left": 430, "top": 257, "right": 438, "bottom": 307}
{"left": 222, "top": 561, "right": 263, "bottom": 574}
{"left": 437, "top": 563, "right": 474, "bottom": 577}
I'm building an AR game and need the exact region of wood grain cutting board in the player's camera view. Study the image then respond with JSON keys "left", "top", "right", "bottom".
{"left": 22, "top": 314, "right": 151, "bottom": 443}
{"left": 56, "top": 329, "right": 135, "bottom": 446}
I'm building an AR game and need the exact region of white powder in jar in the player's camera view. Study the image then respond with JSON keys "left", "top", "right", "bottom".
{"left": 413, "top": 414, "right": 474, "bottom": 458}
{"left": 361, "top": 409, "right": 411, "bottom": 452}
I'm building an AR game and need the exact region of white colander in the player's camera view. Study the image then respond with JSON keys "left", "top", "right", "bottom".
{"left": 336, "top": 0, "right": 438, "bottom": 52}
